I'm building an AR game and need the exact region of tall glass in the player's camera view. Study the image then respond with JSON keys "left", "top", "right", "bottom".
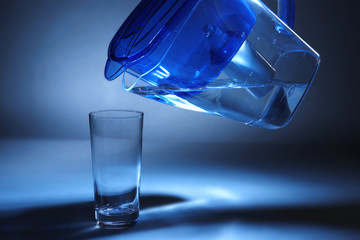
{"left": 89, "top": 110, "right": 143, "bottom": 228}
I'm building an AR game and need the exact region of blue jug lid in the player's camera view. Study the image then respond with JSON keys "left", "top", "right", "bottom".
{"left": 105, "top": 0, "right": 200, "bottom": 80}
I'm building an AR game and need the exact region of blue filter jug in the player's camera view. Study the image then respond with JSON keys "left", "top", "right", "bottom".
{"left": 105, "top": 0, "right": 320, "bottom": 129}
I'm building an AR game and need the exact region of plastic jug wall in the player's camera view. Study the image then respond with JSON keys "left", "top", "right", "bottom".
{"left": 105, "top": 0, "right": 320, "bottom": 129}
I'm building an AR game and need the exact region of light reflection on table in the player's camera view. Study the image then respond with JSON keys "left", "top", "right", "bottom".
{"left": 0, "top": 139, "right": 359, "bottom": 239}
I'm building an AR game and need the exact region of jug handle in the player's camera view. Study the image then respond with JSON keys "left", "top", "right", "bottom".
{"left": 277, "top": 0, "right": 295, "bottom": 29}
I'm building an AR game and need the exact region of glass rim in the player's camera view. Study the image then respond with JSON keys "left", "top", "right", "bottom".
{"left": 89, "top": 110, "right": 144, "bottom": 119}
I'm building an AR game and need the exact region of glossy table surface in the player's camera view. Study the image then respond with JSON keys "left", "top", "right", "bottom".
{"left": 1, "top": 139, "right": 359, "bottom": 239}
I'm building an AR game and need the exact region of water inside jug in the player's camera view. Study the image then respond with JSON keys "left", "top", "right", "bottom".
{"left": 105, "top": 0, "right": 320, "bottom": 129}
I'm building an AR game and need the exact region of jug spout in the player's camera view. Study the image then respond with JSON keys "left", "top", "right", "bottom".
{"left": 105, "top": 59, "right": 126, "bottom": 81}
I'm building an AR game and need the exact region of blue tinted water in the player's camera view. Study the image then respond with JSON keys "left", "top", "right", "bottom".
{"left": 131, "top": 76, "right": 307, "bottom": 129}
{"left": 131, "top": 81, "right": 306, "bottom": 128}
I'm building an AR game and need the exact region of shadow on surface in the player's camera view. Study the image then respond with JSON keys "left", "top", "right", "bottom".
{"left": 1, "top": 197, "right": 360, "bottom": 239}
{"left": 0, "top": 194, "right": 185, "bottom": 240}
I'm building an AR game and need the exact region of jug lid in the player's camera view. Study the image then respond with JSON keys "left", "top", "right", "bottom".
{"left": 105, "top": 0, "right": 200, "bottom": 80}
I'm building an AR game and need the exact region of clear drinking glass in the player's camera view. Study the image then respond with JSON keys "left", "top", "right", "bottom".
{"left": 89, "top": 110, "right": 143, "bottom": 228}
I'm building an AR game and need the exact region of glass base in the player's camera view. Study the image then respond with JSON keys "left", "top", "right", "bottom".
{"left": 95, "top": 209, "right": 139, "bottom": 229}
{"left": 96, "top": 220, "right": 138, "bottom": 229}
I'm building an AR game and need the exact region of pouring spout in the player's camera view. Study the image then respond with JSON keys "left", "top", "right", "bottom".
{"left": 104, "top": 59, "right": 126, "bottom": 81}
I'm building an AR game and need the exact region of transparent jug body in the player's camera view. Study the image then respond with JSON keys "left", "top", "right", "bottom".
{"left": 106, "top": 0, "right": 320, "bottom": 129}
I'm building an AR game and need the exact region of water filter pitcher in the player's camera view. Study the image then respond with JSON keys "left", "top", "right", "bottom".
{"left": 105, "top": 0, "right": 320, "bottom": 129}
